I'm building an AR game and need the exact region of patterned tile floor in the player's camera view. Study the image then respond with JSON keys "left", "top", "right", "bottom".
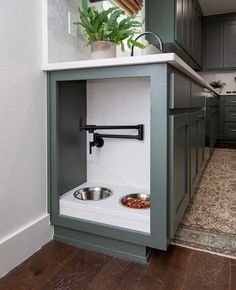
{"left": 173, "top": 148, "right": 236, "bottom": 258}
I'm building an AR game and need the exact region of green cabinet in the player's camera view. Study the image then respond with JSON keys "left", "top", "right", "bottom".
{"left": 223, "top": 21, "right": 236, "bottom": 68}
{"left": 168, "top": 70, "right": 206, "bottom": 237}
{"left": 169, "top": 113, "right": 190, "bottom": 238}
{"left": 146, "top": 0, "right": 203, "bottom": 69}
{"left": 219, "top": 95, "right": 236, "bottom": 143}
{"left": 47, "top": 64, "right": 207, "bottom": 262}
{"left": 190, "top": 112, "right": 198, "bottom": 196}
{"left": 190, "top": 110, "right": 205, "bottom": 197}
{"left": 204, "top": 23, "right": 223, "bottom": 69}
{"left": 204, "top": 14, "right": 236, "bottom": 70}
{"left": 198, "top": 111, "right": 205, "bottom": 173}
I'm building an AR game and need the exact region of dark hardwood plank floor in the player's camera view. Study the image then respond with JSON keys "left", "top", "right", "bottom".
{"left": 0, "top": 241, "right": 235, "bottom": 290}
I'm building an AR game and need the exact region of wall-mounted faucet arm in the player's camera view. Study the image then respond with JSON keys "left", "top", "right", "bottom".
{"left": 80, "top": 119, "right": 144, "bottom": 154}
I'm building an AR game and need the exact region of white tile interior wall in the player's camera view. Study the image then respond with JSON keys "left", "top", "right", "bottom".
{"left": 86, "top": 77, "right": 150, "bottom": 190}
{"left": 200, "top": 71, "right": 236, "bottom": 93}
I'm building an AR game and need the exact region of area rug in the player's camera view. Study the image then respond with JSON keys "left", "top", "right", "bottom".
{"left": 172, "top": 148, "right": 236, "bottom": 259}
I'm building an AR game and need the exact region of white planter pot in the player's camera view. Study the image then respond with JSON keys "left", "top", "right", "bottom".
{"left": 91, "top": 41, "right": 116, "bottom": 59}
{"left": 215, "top": 87, "right": 222, "bottom": 94}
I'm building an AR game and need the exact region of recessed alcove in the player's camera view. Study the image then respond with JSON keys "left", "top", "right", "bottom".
{"left": 58, "top": 77, "right": 151, "bottom": 233}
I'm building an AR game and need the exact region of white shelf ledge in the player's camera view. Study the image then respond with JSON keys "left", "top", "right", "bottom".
{"left": 60, "top": 181, "right": 150, "bottom": 234}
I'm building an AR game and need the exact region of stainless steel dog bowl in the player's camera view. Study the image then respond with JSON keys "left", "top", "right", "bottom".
{"left": 120, "top": 193, "right": 151, "bottom": 209}
{"left": 74, "top": 186, "right": 113, "bottom": 201}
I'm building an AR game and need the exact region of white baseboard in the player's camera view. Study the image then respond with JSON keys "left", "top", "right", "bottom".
{"left": 0, "top": 214, "right": 53, "bottom": 278}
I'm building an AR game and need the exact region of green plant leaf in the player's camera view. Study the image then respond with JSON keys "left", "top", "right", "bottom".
{"left": 76, "top": 0, "right": 144, "bottom": 50}
{"left": 129, "top": 39, "right": 148, "bottom": 49}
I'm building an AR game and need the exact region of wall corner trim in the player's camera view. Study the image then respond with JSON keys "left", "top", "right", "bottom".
{"left": 0, "top": 214, "right": 53, "bottom": 278}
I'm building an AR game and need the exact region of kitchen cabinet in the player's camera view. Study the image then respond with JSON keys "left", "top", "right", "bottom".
{"left": 205, "top": 95, "right": 219, "bottom": 153}
{"left": 47, "top": 62, "right": 208, "bottom": 263}
{"left": 190, "top": 110, "right": 205, "bottom": 197}
{"left": 204, "top": 23, "right": 223, "bottom": 69}
{"left": 146, "top": 0, "right": 203, "bottom": 70}
{"left": 175, "top": 0, "right": 203, "bottom": 64}
{"left": 223, "top": 21, "right": 236, "bottom": 68}
{"left": 169, "top": 113, "right": 190, "bottom": 238}
{"left": 169, "top": 73, "right": 191, "bottom": 108}
{"left": 168, "top": 71, "right": 205, "bottom": 237}
{"left": 204, "top": 14, "right": 236, "bottom": 70}
{"left": 219, "top": 95, "right": 236, "bottom": 143}
{"left": 197, "top": 111, "right": 205, "bottom": 173}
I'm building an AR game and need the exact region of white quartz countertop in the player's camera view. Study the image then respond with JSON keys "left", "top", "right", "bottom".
{"left": 42, "top": 53, "right": 217, "bottom": 94}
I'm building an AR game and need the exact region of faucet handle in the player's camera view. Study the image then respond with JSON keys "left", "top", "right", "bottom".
{"left": 89, "top": 134, "right": 104, "bottom": 154}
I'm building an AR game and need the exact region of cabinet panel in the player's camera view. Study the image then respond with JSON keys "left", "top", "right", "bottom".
{"left": 58, "top": 81, "right": 87, "bottom": 195}
{"left": 170, "top": 73, "right": 191, "bottom": 108}
{"left": 224, "top": 96, "right": 236, "bottom": 106}
{"left": 192, "top": 3, "right": 199, "bottom": 61}
{"left": 169, "top": 113, "right": 190, "bottom": 238}
{"left": 224, "top": 107, "right": 236, "bottom": 122}
{"left": 190, "top": 112, "right": 198, "bottom": 196}
{"left": 197, "top": 12, "right": 203, "bottom": 64}
{"left": 147, "top": 0, "right": 203, "bottom": 69}
{"left": 198, "top": 111, "right": 205, "bottom": 173}
{"left": 191, "top": 82, "right": 205, "bottom": 108}
{"left": 211, "top": 107, "right": 219, "bottom": 147}
{"left": 183, "top": 0, "right": 189, "bottom": 50}
{"left": 190, "top": 110, "right": 205, "bottom": 197}
{"left": 205, "top": 23, "right": 223, "bottom": 69}
{"left": 175, "top": 0, "right": 184, "bottom": 46}
{"left": 223, "top": 21, "right": 236, "bottom": 68}
{"left": 224, "top": 123, "right": 236, "bottom": 139}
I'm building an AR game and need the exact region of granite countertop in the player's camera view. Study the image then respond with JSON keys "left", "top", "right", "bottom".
{"left": 42, "top": 53, "right": 217, "bottom": 95}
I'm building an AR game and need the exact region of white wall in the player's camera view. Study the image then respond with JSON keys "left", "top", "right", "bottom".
{"left": 200, "top": 71, "right": 236, "bottom": 94}
{"left": 87, "top": 78, "right": 150, "bottom": 190}
{"left": 0, "top": 0, "right": 53, "bottom": 277}
{"left": 48, "top": 0, "right": 91, "bottom": 63}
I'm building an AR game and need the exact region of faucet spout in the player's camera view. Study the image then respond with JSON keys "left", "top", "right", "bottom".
{"left": 131, "top": 31, "right": 164, "bottom": 57}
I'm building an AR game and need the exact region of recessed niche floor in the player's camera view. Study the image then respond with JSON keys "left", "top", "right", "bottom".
{"left": 60, "top": 182, "right": 150, "bottom": 233}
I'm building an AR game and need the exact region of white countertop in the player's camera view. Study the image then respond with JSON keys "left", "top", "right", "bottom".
{"left": 42, "top": 53, "right": 217, "bottom": 94}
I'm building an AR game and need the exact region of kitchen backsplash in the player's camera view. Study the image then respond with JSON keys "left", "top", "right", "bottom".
{"left": 200, "top": 71, "right": 236, "bottom": 94}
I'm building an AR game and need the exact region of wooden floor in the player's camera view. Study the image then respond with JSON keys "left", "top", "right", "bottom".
{"left": 0, "top": 241, "right": 235, "bottom": 290}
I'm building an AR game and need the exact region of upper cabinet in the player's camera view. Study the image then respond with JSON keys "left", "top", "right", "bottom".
{"left": 204, "top": 23, "right": 223, "bottom": 69}
{"left": 204, "top": 13, "right": 236, "bottom": 70}
{"left": 223, "top": 21, "right": 236, "bottom": 68}
{"left": 146, "top": 0, "right": 203, "bottom": 70}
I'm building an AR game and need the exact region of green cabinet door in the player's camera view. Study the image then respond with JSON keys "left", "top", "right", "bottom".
{"left": 175, "top": 0, "right": 184, "bottom": 46}
{"left": 146, "top": 0, "right": 203, "bottom": 69}
{"left": 190, "top": 110, "right": 205, "bottom": 197}
{"left": 169, "top": 113, "right": 190, "bottom": 238}
{"left": 190, "top": 112, "right": 198, "bottom": 196}
{"left": 204, "top": 22, "right": 224, "bottom": 69}
{"left": 197, "top": 111, "right": 205, "bottom": 174}
{"left": 204, "top": 16, "right": 236, "bottom": 70}
{"left": 223, "top": 21, "right": 236, "bottom": 68}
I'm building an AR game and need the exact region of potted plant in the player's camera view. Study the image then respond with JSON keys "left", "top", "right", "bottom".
{"left": 209, "top": 80, "right": 226, "bottom": 94}
{"left": 74, "top": 0, "right": 146, "bottom": 59}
